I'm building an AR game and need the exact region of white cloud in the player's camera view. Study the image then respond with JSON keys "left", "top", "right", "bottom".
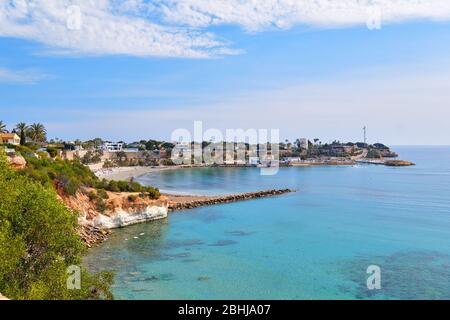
{"left": 1, "top": 1, "right": 450, "bottom": 58}
{"left": 0, "top": 0, "right": 236, "bottom": 58}
{"left": 0, "top": 66, "right": 50, "bottom": 84}
{"left": 151, "top": 0, "right": 450, "bottom": 31}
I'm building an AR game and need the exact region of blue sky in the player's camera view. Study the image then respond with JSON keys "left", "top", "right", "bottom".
{"left": 1, "top": 1, "right": 450, "bottom": 145}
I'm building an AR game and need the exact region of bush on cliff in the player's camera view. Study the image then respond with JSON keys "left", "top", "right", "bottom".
{"left": 20, "top": 156, "right": 97, "bottom": 194}
{"left": 147, "top": 188, "right": 161, "bottom": 200}
{"left": 18, "top": 155, "right": 160, "bottom": 199}
{"left": 95, "top": 178, "right": 160, "bottom": 196}
{"left": 46, "top": 147, "right": 58, "bottom": 158}
{"left": 0, "top": 153, "right": 113, "bottom": 299}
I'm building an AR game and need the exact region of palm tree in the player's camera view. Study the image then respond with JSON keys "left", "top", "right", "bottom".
{"left": 0, "top": 121, "right": 7, "bottom": 133}
{"left": 15, "top": 122, "right": 28, "bottom": 145}
{"left": 28, "top": 123, "right": 47, "bottom": 144}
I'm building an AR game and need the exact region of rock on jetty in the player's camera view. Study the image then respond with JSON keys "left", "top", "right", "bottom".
{"left": 78, "top": 225, "right": 110, "bottom": 247}
{"left": 168, "top": 189, "right": 294, "bottom": 211}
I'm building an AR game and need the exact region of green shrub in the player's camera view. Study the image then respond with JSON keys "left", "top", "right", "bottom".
{"left": 102, "top": 160, "right": 115, "bottom": 168}
{"left": 16, "top": 144, "right": 37, "bottom": 155}
{"left": 81, "top": 151, "right": 102, "bottom": 165}
{"left": 146, "top": 187, "right": 161, "bottom": 200}
{"left": 117, "top": 180, "right": 129, "bottom": 192}
{"left": 60, "top": 177, "right": 79, "bottom": 196}
{"left": 160, "top": 158, "right": 175, "bottom": 166}
{"left": 93, "top": 179, "right": 108, "bottom": 190}
{"left": 107, "top": 180, "right": 120, "bottom": 192}
{"left": 20, "top": 167, "right": 52, "bottom": 187}
{"left": 54, "top": 173, "right": 81, "bottom": 196}
{"left": 96, "top": 199, "right": 107, "bottom": 213}
{"left": 97, "top": 189, "right": 109, "bottom": 200}
{"left": 129, "top": 181, "right": 144, "bottom": 192}
{"left": 37, "top": 151, "right": 50, "bottom": 159}
{"left": 17, "top": 155, "right": 159, "bottom": 199}
{"left": 0, "top": 152, "right": 113, "bottom": 299}
{"left": 87, "top": 191, "right": 98, "bottom": 201}
{"left": 46, "top": 147, "right": 58, "bottom": 158}
{"left": 127, "top": 195, "right": 137, "bottom": 202}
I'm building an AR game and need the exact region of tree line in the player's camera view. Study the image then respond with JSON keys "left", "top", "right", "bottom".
{"left": 0, "top": 121, "right": 47, "bottom": 145}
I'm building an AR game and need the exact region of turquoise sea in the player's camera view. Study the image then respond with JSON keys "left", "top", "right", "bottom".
{"left": 84, "top": 146, "right": 450, "bottom": 299}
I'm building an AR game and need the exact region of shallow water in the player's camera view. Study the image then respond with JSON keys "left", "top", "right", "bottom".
{"left": 84, "top": 146, "right": 450, "bottom": 299}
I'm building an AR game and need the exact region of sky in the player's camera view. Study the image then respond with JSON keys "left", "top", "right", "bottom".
{"left": 1, "top": 0, "right": 450, "bottom": 145}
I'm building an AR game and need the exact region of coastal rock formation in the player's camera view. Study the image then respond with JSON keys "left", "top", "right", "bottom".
{"left": 78, "top": 225, "right": 110, "bottom": 247}
{"left": 384, "top": 160, "right": 415, "bottom": 167}
{"left": 61, "top": 189, "right": 168, "bottom": 245}
{"left": 6, "top": 154, "right": 26, "bottom": 170}
{"left": 89, "top": 206, "right": 168, "bottom": 229}
{"left": 168, "top": 189, "right": 294, "bottom": 211}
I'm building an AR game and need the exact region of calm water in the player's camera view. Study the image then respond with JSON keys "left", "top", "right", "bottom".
{"left": 84, "top": 146, "right": 450, "bottom": 299}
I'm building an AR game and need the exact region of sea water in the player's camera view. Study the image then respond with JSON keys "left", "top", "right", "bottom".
{"left": 84, "top": 146, "right": 450, "bottom": 299}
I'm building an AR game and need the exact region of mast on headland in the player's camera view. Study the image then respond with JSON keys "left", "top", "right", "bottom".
{"left": 363, "top": 126, "right": 367, "bottom": 145}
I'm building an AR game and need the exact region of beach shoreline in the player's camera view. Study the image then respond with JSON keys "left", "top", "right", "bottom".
{"left": 92, "top": 166, "right": 179, "bottom": 181}
{"left": 92, "top": 162, "right": 356, "bottom": 181}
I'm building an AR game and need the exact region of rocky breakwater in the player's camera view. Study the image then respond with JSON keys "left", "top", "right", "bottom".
{"left": 167, "top": 189, "right": 294, "bottom": 211}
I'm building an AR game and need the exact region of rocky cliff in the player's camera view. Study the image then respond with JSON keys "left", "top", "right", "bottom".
{"left": 61, "top": 189, "right": 168, "bottom": 246}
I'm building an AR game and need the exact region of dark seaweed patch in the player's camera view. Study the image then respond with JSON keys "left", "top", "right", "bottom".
{"left": 181, "top": 259, "right": 200, "bottom": 263}
{"left": 164, "top": 239, "right": 204, "bottom": 249}
{"left": 225, "top": 230, "right": 255, "bottom": 237}
{"left": 340, "top": 251, "right": 450, "bottom": 299}
{"left": 164, "top": 252, "right": 192, "bottom": 259}
{"left": 197, "top": 276, "right": 210, "bottom": 281}
{"left": 208, "top": 240, "right": 238, "bottom": 247}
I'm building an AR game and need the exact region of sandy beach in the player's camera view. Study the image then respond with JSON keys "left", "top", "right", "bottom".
{"left": 93, "top": 166, "right": 179, "bottom": 181}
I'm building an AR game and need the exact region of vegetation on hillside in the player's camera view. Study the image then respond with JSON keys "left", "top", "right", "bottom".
{"left": 18, "top": 151, "right": 160, "bottom": 199}
{"left": 0, "top": 152, "right": 113, "bottom": 299}
{"left": 0, "top": 121, "right": 47, "bottom": 145}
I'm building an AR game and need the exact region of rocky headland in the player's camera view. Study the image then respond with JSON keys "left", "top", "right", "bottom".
{"left": 384, "top": 160, "right": 415, "bottom": 166}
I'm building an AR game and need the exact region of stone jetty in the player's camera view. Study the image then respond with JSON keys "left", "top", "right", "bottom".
{"left": 168, "top": 189, "right": 294, "bottom": 211}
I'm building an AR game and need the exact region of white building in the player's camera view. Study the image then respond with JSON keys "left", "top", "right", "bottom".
{"left": 0, "top": 133, "right": 20, "bottom": 146}
{"left": 286, "top": 157, "right": 303, "bottom": 163}
{"left": 101, "top": 142, "right": 123, "bottom": 152}
{"left": 299, "top": 138, "right": 309, "bottom": 150}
